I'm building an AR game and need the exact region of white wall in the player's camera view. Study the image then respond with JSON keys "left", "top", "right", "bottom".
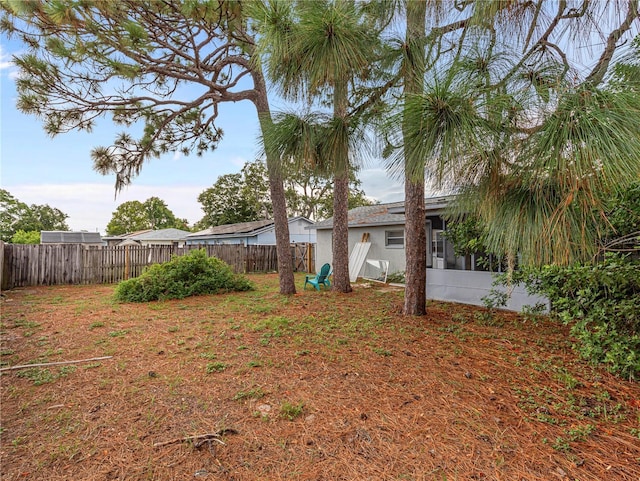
{"left": 426, "top": 268, "right": 549, "bottom": 312}
{"left": 256, "top": 219, "right": 316, "bottom": 245}
{"left": 316, "top": 225, "right": 407, "bottom": 277}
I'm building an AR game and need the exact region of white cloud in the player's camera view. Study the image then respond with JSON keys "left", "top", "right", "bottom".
{"left": 359, "top": 167, "right": 404, "bottom": 203}
{"left": 8, "top": 183, "right": 207, "bottom": 234}
{"left": 0, "top": 44, "right": 13, "bottom": 71}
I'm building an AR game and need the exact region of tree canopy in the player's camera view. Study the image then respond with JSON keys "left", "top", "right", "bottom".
{"left": 0, "top": 189, "right": 69, "bottom": 242}
{"left": 196, "top": 159, "right": 374, "bottom": 229}
{"left": 106, "top": 197, "right": 188, "bottom": 235}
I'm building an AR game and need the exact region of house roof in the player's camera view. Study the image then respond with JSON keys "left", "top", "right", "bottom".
{"left": 127, "top": 228, "right": 191, "bottom": 241}
{"left": 102, "top": 229, "right": 153, "bottom": 241}
{"left": 313, "top": 196, "right": 454, "bottom": 230}
{"left": 187, "top": 217, "right": 314, "bottom": 240}
{"left": 41, "top": 231, "right": 102, "bottom": 244}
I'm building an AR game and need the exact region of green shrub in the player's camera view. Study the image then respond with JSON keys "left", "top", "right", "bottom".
{"left": 513, "top": 254, "right": 640, "bottom": 380}
{"left": 114, "top": 249, "right": 253, "bottom": 302}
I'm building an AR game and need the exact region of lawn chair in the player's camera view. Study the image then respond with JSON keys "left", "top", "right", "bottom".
{"left": 304, "top": 263, "right": 332, "bottom": 291}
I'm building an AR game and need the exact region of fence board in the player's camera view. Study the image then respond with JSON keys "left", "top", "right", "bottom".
{"left": 1, "top": 243, "right": 313, "bottom": 289}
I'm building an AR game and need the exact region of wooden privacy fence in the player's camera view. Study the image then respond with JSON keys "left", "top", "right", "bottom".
{"left": 0, "top": 242, "right": 314, "bottom": 290}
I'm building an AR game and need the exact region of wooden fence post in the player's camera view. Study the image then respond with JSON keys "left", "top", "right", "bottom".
{"left": 125, "top": 245, "right": 130, "bottom": 280}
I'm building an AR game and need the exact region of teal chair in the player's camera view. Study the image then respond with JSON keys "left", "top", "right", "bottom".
{"left": 304, "top": 263, "right": 332, "bottom": 291}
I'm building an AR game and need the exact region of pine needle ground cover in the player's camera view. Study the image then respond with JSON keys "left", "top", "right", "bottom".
{"left": 1, "top": 274, "right": 639, "bottom": 481}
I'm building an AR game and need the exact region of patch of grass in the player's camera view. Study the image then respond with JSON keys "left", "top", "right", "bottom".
{"left": 233, "top": 387, "right": 265, "bottom": 401}
{"left": 205, "top": 362, "right": 226, "bottom": 373}
{"left": 16, "top": 368, "right": 56, "bottom": 385}
{"left": 247, "top": 359, "right": 263, "bottom": 368}
{"left": 88, "top": 321, "right": 105, "bottom": 330}
{"left": 199, "top": 352, "right": 217, "bottom": 360}
{"left": 108, "top": 330, "right": 128, "bottom": 338}
{"left": 372, "top": 347, "right": 392, "bottom": 357}
{"left": 168, "top": 326, "right": 179, "bottom": 333}
{"left": 14, "top": 319, "right": 40, "bottom": 329}
{"left": 280, "top": 401, "right": 304, "bottom": 420}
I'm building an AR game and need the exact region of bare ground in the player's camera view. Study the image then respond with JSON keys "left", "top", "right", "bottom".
{"left": 1, "top": 274, "right": 639, "bottom": 481}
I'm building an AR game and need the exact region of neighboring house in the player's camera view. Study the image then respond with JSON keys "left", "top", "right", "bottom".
{"left": 40, "top": 231, "right": 103, "bottom": 246}
{"left": 127, "top": 228, "right": 191, "bottom": 247}
{"left": 313, "top": 197, "right": 548, "bottom": 312}
{"left": 102, "top": 228, "right": 190, "bottom": 247}
{"left": 102, "top": 230, "right": 153, "bottom": 246}
{"left": 186, "top": 217, "right": 316, "bottom": 246}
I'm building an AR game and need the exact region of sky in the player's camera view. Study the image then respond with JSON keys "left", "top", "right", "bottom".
{"left": 0, "top": 42, "right": 404, "bottom": 234}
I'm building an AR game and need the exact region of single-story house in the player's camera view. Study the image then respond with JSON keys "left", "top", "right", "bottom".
{"left": 103, "top": 228, "right": 191, "bottom": 247}
{"left": 40, "top": 231, "right": 103, "bottom": 246}
{"left": 313, "top": 197, "right": 548, "bottom": 312}
{"left": 102, "top": 229, "right": 152, "bottom": 246}
{"left": 186, "top": 217, "right": 316, "bottom": 246}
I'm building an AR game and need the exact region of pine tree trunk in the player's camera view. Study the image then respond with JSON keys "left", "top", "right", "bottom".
{"left": 251, "top": 68, "right": 296, "bottom": 295}
{"left": 331, "top": 172, "right": 352, "bottom": 292}
{"left": 402, "top": 0, "right": 428, "bottom": 315}
{"left": 331, "top": 79, "right": 352, "bottom": 293}
{"left": 403, "top": 178, "right": 426, "bottom": 315}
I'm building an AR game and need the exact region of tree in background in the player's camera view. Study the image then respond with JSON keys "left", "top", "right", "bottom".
{"left": 196, "top": 173, "right": 265, "bottom": 229}
{"left": 10, "top": 230, "right": 41, "bottom": 244}
{"left": 106, "top": 197, "right": 188, "bottom": 235}
{"left": 1, "top": 0, "right": 297, "bottom": 294}
{"left": 196, "top": 159, "right": 374, "bottom": 229}
{"left": 0, "top": 189, "right": 69, "bottom": 242}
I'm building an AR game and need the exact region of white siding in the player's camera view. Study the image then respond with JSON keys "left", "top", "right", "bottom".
{"left": 316, "top": 225, "right": 407, "bottom": 278}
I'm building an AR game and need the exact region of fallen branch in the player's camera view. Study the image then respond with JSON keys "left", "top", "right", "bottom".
{"left": 153, "top": 429, "right": 238, "bottom": 448}
{"left": 0, "top": 356, "right": 113, "bottom": 372}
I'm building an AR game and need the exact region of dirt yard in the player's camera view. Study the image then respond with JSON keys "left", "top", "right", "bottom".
{"left": 1, "top": 274, "right": 639, "bottom": 480}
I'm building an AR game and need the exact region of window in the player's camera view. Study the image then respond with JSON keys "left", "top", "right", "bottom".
{"left": 385, "top": 230, "right": 404, "bottom": 248}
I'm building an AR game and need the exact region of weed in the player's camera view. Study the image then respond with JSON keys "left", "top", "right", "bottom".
{"left": 551, "top": 436, "right": 571, "bottom": 452}
{"left": 206, "top": 362, "right": 226, "bottom": 373}
{"left": 199, "top": 352, "right": 217, "bottom": 360}
{"left": 554, "top": 369, "right": 581, "bottom": 389}
{"left": 247, "top": 359, "right": 263, "bottom": 368}
{"left": 88, "top": 322, "right": 104, "bottom": 330}
{"left": 58, "top": 365, "right": 77, "bottom": 377}
{"left": 168, "top": 326, "right": 179, "bottom": 333}
{"left": 0, "top": 349, "right": 15, "bottom": 356}
{"left": 566, "top": 424, "right": 595, "bottom": 442}
{"left": 280, "top": 401, "right": 304, "bottom": 420}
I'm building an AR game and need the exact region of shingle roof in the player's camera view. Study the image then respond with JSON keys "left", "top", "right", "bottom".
{"left": 188, "top": 219, "right": 275, "bottom": 238}
{"left": 40, "top": 231, "right": 102, "bottom": 244}
{"left": 128, "top": 228, "right": 191, "bottom": 241}
{"left": 313, "top": 202, "right": 405, "bottom": 230}
{"left": 313, "top": 196, "right": 454, "bottom": 230}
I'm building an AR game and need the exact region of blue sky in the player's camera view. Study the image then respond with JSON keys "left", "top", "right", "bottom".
{"left": 0, "top": 41, "right": 403, "bottom": 233}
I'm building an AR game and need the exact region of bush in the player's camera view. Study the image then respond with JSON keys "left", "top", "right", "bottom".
{"left": 514, "top": 254, "right": 640, "bottom": 380}
{"left": 114, "top": 249, "right": 253, "bottom": 302}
